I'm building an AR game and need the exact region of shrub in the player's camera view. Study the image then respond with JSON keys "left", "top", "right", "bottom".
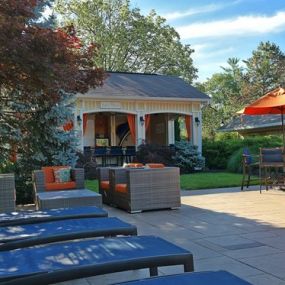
{"left": 172, "top": 141, "right": 205, "bottom": 173}
{"left": 75, "top": 152, "right": 97, "bottom": 180}
{"left": 203, "top": 134, "right": 282, "bottom": 172}
{"left": 136, "top": 142, "right": 205, "bottom": 174}
{"left": 136, "top": 144, "right": 175, "bottom": 166}
{"left": 0, "top": 162, "right": 33, "bottom": 205}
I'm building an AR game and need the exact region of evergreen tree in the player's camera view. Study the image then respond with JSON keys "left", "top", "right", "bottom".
{"left": 243, "top": 41, "right": 285, "bottom": 98}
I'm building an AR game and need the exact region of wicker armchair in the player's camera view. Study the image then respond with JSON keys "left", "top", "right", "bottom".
{"left": 110, "top": 167, "right": 181, "bottom": 213}
{"left": 33, "top": 167, "right": 85, "bottom": 194}
{"left": 98, "top": 165, "right": 145, "bottom": 205}
{"left": 259, "top": 147, "right": 284, "bottom": 193}
{"left": 0, "top": 174, "right": 16, "bottom": 212}
{"left": 241, "top": 148, "right": 259, "bottom": 191}
{"left": 97, "top": 167, "right": 113, "bottom": 205}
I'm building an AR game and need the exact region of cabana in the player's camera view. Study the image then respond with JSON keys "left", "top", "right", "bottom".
{"left": 74, "top": 72, "right": 209, "bottom": 160}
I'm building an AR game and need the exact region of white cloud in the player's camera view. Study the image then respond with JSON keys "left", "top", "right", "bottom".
{"left": 177, "top": 11, "right": 285, "bottom": 39}
{"left": 191, "top": 44, "right": 208, "bottom": 53}
{"left": 163, "top": 4, "right": 224, "bottom": 21}
{"left": 163, "top": 1, "right": 242, "bottom": 21}
{"left": 192, "top": 46, "right": 235, "bottom": 60}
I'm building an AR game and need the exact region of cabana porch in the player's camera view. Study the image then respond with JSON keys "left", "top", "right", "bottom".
{"left": 80, "top": 111, "right": 196, "bottom": 165}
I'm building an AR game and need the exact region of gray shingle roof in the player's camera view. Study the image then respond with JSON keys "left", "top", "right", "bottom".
{"left": 219, "top": 114, "right": 282, "bottom": 132}
{"left": 80, "top": 72, "right": 210, "bottom": 100}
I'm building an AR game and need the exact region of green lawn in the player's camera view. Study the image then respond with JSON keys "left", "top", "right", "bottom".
{"left": 85, "top": 179, "right": 99, "bottom": 192}
{"left": 85, "top": 172, "right": 259, "bottom": 192}
{"left": 180, "top": 172, "right": 259, "bottom": 190}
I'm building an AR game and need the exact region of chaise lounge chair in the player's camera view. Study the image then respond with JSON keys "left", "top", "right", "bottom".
{"left": 0, "top": 235, "right": 193, "bottom": 285}
{"left": 113, "top": 270, "right": 252, "bottom": 285}
{"left": 0, "top": 206, "right": 107, "bottom": 227}
{"left": 0, "top": 217, "right": 137, "bottom": 251}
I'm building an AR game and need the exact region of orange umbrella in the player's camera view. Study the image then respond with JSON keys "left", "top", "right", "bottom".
{"left": 241, "top": 87, "right": 285, "bottom": 145}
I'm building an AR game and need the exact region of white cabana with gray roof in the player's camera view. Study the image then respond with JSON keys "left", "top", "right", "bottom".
{"left": 75, "top": 72, "right": 210, "bottom": 152}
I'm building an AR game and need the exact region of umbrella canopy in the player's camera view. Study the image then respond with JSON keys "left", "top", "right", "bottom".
{"left": 242, "top": 87, "right": 285, "bottom": 114}
{"left": 240, "top": 87, "right": 285, "bottom": 145}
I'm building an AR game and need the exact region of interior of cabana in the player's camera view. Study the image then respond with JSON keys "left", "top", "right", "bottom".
{"left": 82, "top": 112, "right": 193, "bottom": 166}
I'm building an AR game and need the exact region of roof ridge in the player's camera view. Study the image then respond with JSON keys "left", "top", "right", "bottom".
{"left": 107, "top": 71, "right": 158, "bottom": 76}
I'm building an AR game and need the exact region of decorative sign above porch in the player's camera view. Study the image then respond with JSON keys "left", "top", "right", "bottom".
{"left": 100, "top": 102, "right": 122, "bottom": 109}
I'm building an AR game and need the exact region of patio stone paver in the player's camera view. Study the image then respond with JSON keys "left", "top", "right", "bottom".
{"left": 246, "top": 273, "right": 285, "bottom": 285}
{"left": 54, "top": 186, "right": 285, "bottom": 285}
{"left": 240, "top": 252, "right": 285, "bottom": 279}
{"left": 223, "top": 245, "right": 282, "bottom": 259}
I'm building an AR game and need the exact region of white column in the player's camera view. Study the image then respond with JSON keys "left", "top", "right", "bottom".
{"left": 192, "top": 113, "right": 202, "bottom": 153}
{"left": 83, "top": 115, "right": 95, "bottom": 147}
{"left": 197, "top": 113, "right": 202, "bottom": 153}
{"left": 168, "top": 119, "right": 175, "bottom": 145}
{"left": 136, "top": 113, "right": 145, "bottom": 146}
{"left": 79, "top": 100, "right": 85, "bottom": 151}
{"left": 110, "top": 114, "right": 116, "bottom": 146}
{"left": 79, "top": 111, "right": 84, "bottom": 151}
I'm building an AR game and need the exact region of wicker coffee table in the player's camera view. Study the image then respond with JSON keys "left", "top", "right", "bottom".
{"left": 37, "top": 189, "right": 102, "bottom": 210}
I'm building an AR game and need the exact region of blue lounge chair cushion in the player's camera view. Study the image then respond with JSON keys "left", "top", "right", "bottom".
{"left": 0, "top": 206, "right": 107, "bottom": 226}
{"left": 113, "top": 271, "right": 252, "bottom": 285}
{"left": 0, "top": 217, "right": 137, "bottom": 250}
{"left": 0, "top": 236, "right": 193, "bottom": 284}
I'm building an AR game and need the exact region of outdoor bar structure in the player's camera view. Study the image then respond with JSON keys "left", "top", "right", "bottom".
{"left": 73, "top": 72, "right": 209, "bottom": 164}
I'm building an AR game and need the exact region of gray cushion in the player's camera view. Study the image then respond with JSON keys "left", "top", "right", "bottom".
{"left": 262, "top": 154, "right": 283, "bottom": 163}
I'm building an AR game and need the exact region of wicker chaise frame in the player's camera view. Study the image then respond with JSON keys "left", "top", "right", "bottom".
{"left": 1, "top": 236, "right": 193, "bottom": 285}
{"left": 110, "top": 167, "right": 181, "bottom": 213}
{"left": 0, "top": 206, "right": 107, "bottom": 227}
{"left": 0, "top": 217, "right": 137, "bottom": 251}
{"left": 33, "top": 168, "right": 85, "bottom": 193}
{"left": 113, "top": 270, "right": 253, "bottom": 285}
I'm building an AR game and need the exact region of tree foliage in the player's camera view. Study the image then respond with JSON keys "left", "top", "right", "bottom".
{"left": 0, "top": 0, "right": 105, "bottom": 203}
{"left": 243, "top": 41, "right": 285, "bottom": 99}
{"left": 199, "top": 58, "right": 244, "bottom": 139}
{"left": 55, "top": 0, "right": 197, "bottom": 83}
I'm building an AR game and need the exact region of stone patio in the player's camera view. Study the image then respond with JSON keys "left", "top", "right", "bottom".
{"left": 58, "top": 186, "right": 285, "bottom": 285}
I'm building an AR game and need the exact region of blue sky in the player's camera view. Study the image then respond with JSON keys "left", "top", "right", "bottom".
{"left": 130, "top": 0, "right": 285, "bottom": 82}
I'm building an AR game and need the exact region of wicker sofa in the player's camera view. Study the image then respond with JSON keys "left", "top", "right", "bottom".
{"left": 33, "top": 167, "right": 85, "bottom": 194}
{"left": 109, "top": 167, "right": 181, "bottom": 213}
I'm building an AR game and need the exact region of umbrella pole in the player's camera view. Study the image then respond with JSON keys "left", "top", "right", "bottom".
{"left": 281, "top": 111, "right": 285, "bottom": 189}
{"left": 281, "top": 111, "right": 285, "bottom": 151}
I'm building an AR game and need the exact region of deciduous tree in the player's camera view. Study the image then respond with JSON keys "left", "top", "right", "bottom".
{"left": 0, "top": 0, "right": 105, "bottom": 202}
{"left": 55, "top": 0, "right": 197, "bottom": 83}
{"left": 198, "top": 58, "right": 244, "bottom": 138}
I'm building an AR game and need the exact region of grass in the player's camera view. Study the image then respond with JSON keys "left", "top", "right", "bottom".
{"left": 85, "top": 172, "right": 259, "bottom": 192}
{"left": 85, "top": 179, "right": 99, "bottom": 192}
{"left": 180, "top": 172, "right": 259, "bottom": 190}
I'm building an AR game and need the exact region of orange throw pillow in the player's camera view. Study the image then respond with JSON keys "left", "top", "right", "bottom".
{"left": 145, "top": 163, "right": 165, "bottom": 168}
{"left": 42, "top": 167, "right": 55, "bottom": 184}
{"left": 100, "top": 180, "right": 110, "bottom": 190}
{"left": 115, "top": 184, "right": 128, "bottom": 193}
{"left": 124, "top": 163, "right": 144, "bottom": 168}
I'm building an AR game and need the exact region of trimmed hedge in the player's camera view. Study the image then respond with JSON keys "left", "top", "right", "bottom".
{"left": 203, "top": 135, "right": 282, "bottom": 172}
